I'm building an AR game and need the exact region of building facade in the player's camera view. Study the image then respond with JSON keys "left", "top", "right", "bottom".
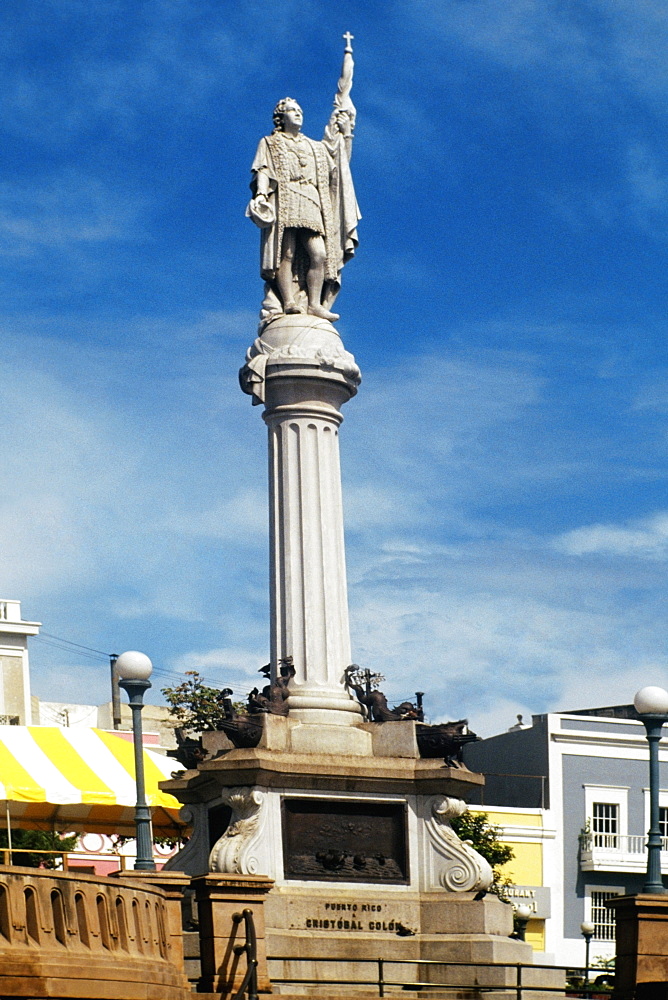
{"left": 464, "top": 706, "right": 665, "bottom": 967}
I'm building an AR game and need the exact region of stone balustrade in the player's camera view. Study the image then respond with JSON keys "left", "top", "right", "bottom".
{"left": 0, "top": 865, "right": 191, "bottom": 999}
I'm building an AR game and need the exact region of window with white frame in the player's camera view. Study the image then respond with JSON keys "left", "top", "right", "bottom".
{"left": 592, "top": 803, "right": 619, "bottom": 847}
{"left": 584, "top": 786, "right": 628, "bottom": 849}
{"left": 585, "top": 885, "right": 624, "bottom": 943}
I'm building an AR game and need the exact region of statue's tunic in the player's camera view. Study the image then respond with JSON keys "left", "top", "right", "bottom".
{"left": 276, "top": 134, "right": 325, "bottom": 235}
{"left": 250, "top": 132, "right": 339, "bottom": 283}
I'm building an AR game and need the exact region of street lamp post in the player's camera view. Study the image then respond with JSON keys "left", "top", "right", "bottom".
{"left": 115, "top": 650, "right": 156, "bottom": 872}
{"left": 633, "top": 685, "right": 668, "bottom": 895}
{"left": 580, "top": 920, "right": 595, "bottom": 994}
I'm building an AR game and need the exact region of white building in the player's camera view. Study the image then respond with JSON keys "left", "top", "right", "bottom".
{"left": 0, "top": 600, "right": 40, "bottom": 725}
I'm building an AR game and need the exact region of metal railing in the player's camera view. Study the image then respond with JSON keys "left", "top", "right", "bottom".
{"left": 268, "top": 954, "right": 609, "bottom": 999}
{"left": 580, "top": 832, "right": 668, "bottom": 853}
{"left": 232, "top": 908, "right": 259, "bottom": 1000}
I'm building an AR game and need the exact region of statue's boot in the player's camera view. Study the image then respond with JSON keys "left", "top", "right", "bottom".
{"left": 284, "top": 301, "right": 302, "bottom": 314}
{"left": 308, "top": 304, "right": 340, "bottom": 321}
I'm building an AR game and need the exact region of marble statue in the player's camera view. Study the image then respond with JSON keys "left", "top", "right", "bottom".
{"left": 246, "top": 33, "right": 361, "bottom": 327}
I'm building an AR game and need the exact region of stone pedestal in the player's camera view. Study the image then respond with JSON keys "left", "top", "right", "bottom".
{"left": 163, "top": 724, "right": 535, "bottom": 992}
{"left": 164, "top": 718, "right": 487, "bottom": 881}
{"left": 192, "top": 874, "right": 274, "bottom": 996}
{"left": 608, "top": 893, "right": 668, "bottom": 999}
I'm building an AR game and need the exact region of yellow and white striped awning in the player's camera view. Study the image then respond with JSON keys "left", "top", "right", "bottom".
{"left": 0, "top": 727, "right": 185, "bottom": 835}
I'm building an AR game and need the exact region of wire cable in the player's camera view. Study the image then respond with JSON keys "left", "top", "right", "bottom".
{"left": 32, "top": 629, "right": 241, "bottom": 691}
{"left": 39, "top": 632, "right": 111, "bottom": 657}
{"left": 32, "top": 637, "right": 107, "bottom": 662}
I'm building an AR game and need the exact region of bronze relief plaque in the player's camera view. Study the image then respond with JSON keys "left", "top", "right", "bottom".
{"left": 282, "top": 798, "right": 408, "bottom": 883}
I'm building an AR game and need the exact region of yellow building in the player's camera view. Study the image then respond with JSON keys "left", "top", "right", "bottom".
{"left": 469, "top": 806, "right": 556, "bottom": 957}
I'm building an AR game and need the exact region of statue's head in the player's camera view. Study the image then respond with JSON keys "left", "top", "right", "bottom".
{"left": 272, "top": 98, "right": 303, "bottom": 133}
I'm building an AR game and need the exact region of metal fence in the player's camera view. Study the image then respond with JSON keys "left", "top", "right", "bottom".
{"left": 268, "top": 954, "right": 612, "bottom": 999}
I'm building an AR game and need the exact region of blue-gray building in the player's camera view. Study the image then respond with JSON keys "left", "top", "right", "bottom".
{"left": 464, "top": 705, "right": 666, "bottom": 966}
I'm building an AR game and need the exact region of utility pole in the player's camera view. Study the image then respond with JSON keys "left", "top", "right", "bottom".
{"left": 110, "top": 653, "right": 122, "bottom": 730}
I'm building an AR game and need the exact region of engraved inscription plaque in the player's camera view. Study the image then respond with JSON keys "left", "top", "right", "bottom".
{"left": 282, "top": 798, "right": 408, "bottom": 883}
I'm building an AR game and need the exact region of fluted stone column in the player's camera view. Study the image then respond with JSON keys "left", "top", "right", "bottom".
{"left": 241, "top": 315, "right": 370, "bottom": 751}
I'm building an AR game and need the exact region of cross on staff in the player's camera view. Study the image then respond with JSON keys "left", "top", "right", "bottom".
{"left": 343, "top": 30, "right": 354, "bottom": 53}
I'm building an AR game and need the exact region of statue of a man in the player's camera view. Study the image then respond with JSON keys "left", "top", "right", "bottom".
{"left": 246, "top": 36, "right": 361, "bottom": 325}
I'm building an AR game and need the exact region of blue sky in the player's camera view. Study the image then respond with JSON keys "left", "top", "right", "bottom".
{"left": 2, "top": 0, "right": 668, "bottom": 736}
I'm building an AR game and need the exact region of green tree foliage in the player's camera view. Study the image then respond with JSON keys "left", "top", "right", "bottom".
{"left": 451, "top": 810, "right": 515, "bottom": 898}
{"left": 0, "top": 829, "right": 78, "bottom": 868}
{"left": 161, "top": 670, "right": 231, "bottom": 733}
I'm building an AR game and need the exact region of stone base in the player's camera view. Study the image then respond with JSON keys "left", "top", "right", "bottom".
{"left": 288, "top": 723, "right": 372, "bottom": 756}
{"left": 164, "top": 722, "right": 486, "bottom": 881}
{"left": 202, "top": 717, "right": 373, "bottom": 757}
{"left": 608, "top": 893, "right": 668, "bottom": 998}
{"left": 266, "top": 892, "right": 561, "bottom": 998}
{"left": 172, "top": 722, "right": 484, "bottom": 800}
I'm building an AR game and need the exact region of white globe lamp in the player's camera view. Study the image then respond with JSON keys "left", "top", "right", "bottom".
{"left": 115, "top": 650, "right": 153, "bottom": 682}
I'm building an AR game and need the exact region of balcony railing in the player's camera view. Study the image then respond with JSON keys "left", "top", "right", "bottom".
{"left": 580, "top": 832, "right": 668, "bottom": 872}
{"left": 580, "top": 832, "right": 668, "bottom": 852}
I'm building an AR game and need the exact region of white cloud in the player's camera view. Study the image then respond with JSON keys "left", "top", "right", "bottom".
{"left": 605, "top": 1, "right": 668, "bottom": 104}
{"left": 555, "top": 512, "right": 668, "bottom": 560}
{"left": 162, "top": 492, "right": 268, "bottom": 543}
{"left": 348, "top": 578, "right": 660, "bottom": 737}
{"left": 170, "top": 646, "right": 266, "bottom": 680}
{"left": 0, "top": 1, "right": 308, "bottom": 144}
{"left": 632, "top": 373, "right": 668, "bottom": 415}
{"left": 343, "top": 485, "right": 421, "bottom": 532}
{"left": 0, "top": 314, "right": 262, "bottom": 611}
{"left": 0, "top": 171, "right": 147, "bottom": 253}
{"left": 425, "top": 0, "right": 597, "bottom": 78}
{"left": 344, "top": 350, "right": 546, "bottom": 514}
{"left": 410, "top": 0, "right": 668, "bottom": 103}
{"left": 0, "top": 368, "right": 133, "bottom": 593}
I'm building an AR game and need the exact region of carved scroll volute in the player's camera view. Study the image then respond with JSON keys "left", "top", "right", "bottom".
{"left": 425, "top": 795, "right": 493, "bottom": 893}
{"left": 209, "top": 787, "right": 266, "bottom": 875}
{"left": 163, "top": 803, "right": 209, "bottom": 874}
